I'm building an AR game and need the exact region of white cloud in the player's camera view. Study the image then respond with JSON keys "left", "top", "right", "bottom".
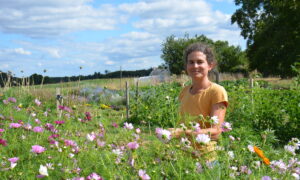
{"left": 0, "top": 0, "right": 122, "bottom": 37}
{"left": 105, "top": 60, "right": 115, "bottom": 65}
{"left": 0, "top": 48, "right": 32, "bottom": 55}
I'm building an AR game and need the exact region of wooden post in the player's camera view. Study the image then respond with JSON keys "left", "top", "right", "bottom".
{"left": 215, "top": 71, "right": 220, "bottom": 84}
{"left": 136, "top": 80, "right": 139, "bottom": 99}
{"left": 56, "top": 88, "right": 63, "bottom": 118}
{"left": 250, "top": 78, "right": 254, "bottom": 88}
{"left": 126, "top": 81, "right": 129, "bottom": 120}
{"left": 250, "top": 78, "right": 254, "bottom": 113}
{"left": 120, "top": 66, "right": 122, "bottom": 90}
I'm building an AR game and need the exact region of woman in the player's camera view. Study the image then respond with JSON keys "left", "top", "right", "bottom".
{"left": 170, "top": 42, "right": 228, "bottom": 162}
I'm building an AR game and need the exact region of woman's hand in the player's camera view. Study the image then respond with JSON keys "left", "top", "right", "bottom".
{"left": 168, "top": 128, "right": 184, "bottom": 138}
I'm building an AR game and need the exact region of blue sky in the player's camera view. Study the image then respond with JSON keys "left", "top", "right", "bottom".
{"left": 0, "top": 0, "right": 245, "bottom": 77}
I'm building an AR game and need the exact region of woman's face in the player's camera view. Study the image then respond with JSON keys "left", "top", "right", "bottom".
{"left": 186, "top": 51, "right": 213, "bottom": 80}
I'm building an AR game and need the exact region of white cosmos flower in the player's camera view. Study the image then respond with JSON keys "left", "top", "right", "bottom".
{"left": 211, "top": 116, "right": 219, "bottom": 125}
{"left": 155, "top": 128, "right": 171, "bottom": 143}
{"left": 228, "top": 151, "right": 235, "bottom": 159}
{"left": 248, "top": 145, "right": 254, "bottom": 153}
{"left": 39, "top": 165, "right": 49, "bottom": 176}
{"left": 195, "top": 134, "right": 210, "bottom": 144}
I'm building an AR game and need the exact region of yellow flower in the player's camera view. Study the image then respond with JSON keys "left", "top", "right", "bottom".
{"left": 18, "top": 104, "right": 23, "bottom": 108}
{"left": 100, "top": 104, "right": 110, "bottom": 109}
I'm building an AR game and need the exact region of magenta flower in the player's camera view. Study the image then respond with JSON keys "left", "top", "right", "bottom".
{"left": 0, "top": 129, "right": 4, "bottom": 133}
{"left": 112, "top": 122, "right": 118, "bottom": 128}
{"left": 9, "top": 123, "right": 22, "bottom": 128}
{"left": 127, "top": 141, "right": 139, "bottom": 150}
{"left": 0, "top": 138, "right": 7, "bottom": 146}
{"left": 8, "top": 157, "right": 19, "bottom": 163}
{"left": 86, "top": 172, "right": 103, "bottom": 180}
{"left": 8, "top": 97, "right": 16, "bottom": 103}
{"left": 138, "top": 169, "right": 151, "bottom": 180}
{"left": 35, "top": 99, "right": 41, "bottom": 106}
{"left": 32, "top": 145, "right": 46, "bottom": 154}
{"left": 3, "top": 99, "right": 8, "bottom": 104}
{"left": 54, "top": 120, "right": 65, "bottom": 125}
{"left": 33, "top": 126, "right": 44, "bottom": 133}
{"left": 58, "top": 105, "right": 72, "bottom": 113}
{"left": 64, "top": 139, "right": 77, "bottom": 147}
{"left": 85, "top": 112, "right": 92, "bottom": 121}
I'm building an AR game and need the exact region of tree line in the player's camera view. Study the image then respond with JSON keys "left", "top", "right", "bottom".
{"left": 0, "top": 69, "right": 152, "bottom": 87}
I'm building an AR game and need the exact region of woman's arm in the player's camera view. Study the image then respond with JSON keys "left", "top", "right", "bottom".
{"left": 171, "top": 102, "right": 227, "bottom": 140}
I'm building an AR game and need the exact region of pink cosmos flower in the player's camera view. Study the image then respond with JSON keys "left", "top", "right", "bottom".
{"left": 123, "top": 122, "right": 134, "bottom": 130}
{"left": 86, "top": 172, "right": 103, "bottom": 180}
{"left": 8, "top": 97, "right": 16, "bottom": 103}
{"left": 0, "top": 129, "right": 4, "bottom": 133}
{"left": 33, "top": 126, "right": 44, "bottom": 133}
{"left": 0, "top": 138, "right": 7, "bottom": 146}
{"left": 3, "top": 100, "right": 8, "bottom": 104}
{"left": 32, "top": 145, "right": 46, "bottom": 154}
{"left": 112, "top": 122, "right": 118, "bottom": 128}
{"left": 96, "top": 139, "right": 106, "bottom": 147}
{"left": 58, "top": 105, "right": 72, "bottom": 113}
{"left": 86, "top": 132, "right": 96, "bottom": 142}
{"left": 261, "top": 176, "right": 272, "bottom": 180}
{"left": 64, "top": 139, "right": 77, "bottom": 147}
{"left": 138, "top": 169, "right": 151, "bottom": 180}
{"left": 35, "top": 119, "right": 41, "bottom": 124}
{"left": 9, "top": 123, "right": 22, "bottom": 128}
{"left": 136, "top": 128, "right": 141, "bottom": 134}
{"left": 54, "top": 120, "right": 65, "bottom": 125}
{"left": 35, "top": 99, "right": 41, "bottom": 106}
{"left": 127, "top": 141, "right": 139, "bottom": 150}
{"left": 222, "top": 122, "right": 232, "bottom": 132}
{"left": 8, "top": 157, "right": 19, "bottom": 163}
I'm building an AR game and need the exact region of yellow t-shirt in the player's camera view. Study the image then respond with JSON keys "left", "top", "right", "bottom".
{"left": 178, "top": 82, "right": 228, "bottom": 161}
{"left": 179, "top": 82, "right": 228, "bottom": 126}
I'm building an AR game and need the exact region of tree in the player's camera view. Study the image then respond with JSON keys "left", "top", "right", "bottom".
{"left": 231, "top": 0, "right": 300, "bottom": 77}
{"left": 161, "top": 34, "right": 248, "bottom": 74}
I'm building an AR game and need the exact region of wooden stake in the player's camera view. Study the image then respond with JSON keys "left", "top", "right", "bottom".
{"left": 126, "top": 81, "right": 129, "bottom": 120}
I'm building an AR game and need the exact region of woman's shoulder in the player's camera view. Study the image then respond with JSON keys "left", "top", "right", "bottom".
{"left": 210, "top": 82, "right": 227, "bottom": 93}
{"left": 179, "top": 85, "right": 192, "bottom": 100}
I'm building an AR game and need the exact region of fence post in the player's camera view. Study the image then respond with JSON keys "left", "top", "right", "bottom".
{"left": 126, "top": 81, "right": 129, "bottom": 120}
{"left": 56, "top": 88, "right": 63, "bottom": 118}
{"left": 249, "top": 78, "right": 254, "bottom": 113}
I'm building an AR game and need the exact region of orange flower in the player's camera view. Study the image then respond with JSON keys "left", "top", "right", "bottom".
{"left": 263, "top": 157, "right": 270, "bottom": 165}
{"left": 253, "top": 146, "right": 265, "bottom": 159}
{"left": 254, "top": 146, "right": 270, "bottom": 166}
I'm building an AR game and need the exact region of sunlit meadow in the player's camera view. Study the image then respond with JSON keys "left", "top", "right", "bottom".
{"left": 0, "top": 78, "right": 299, "bottom": 179}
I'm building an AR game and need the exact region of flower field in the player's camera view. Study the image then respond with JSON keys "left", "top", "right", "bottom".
{"left": 0, "top": 79, "right": 299, "bottom": 179}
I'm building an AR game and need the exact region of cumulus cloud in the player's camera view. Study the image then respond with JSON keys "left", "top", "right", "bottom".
{"left": 0, "top": 0, "right": 123, "bottom": 38}
{"left": 119, "top": 0, "right": 236, "bottom": 43}
{"left": 0, "top": 0, "right": 246, "bottom": 77}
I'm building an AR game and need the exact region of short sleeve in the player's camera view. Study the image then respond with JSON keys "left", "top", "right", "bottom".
{"left": 211, "top": 85, "right": 228, "bottom": 107}
{"left": 178, "top": 86, "right": 190, "bottom": 101}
